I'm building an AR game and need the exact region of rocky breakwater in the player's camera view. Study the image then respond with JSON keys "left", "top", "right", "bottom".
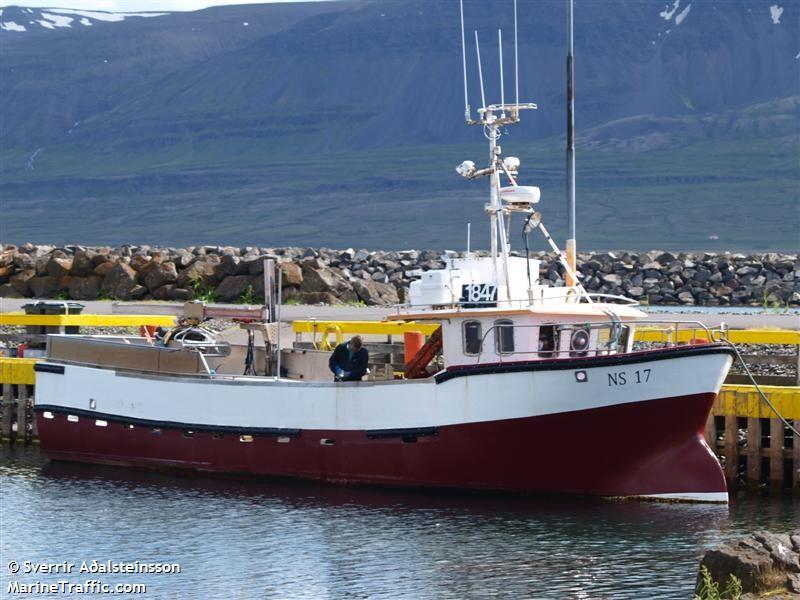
{"left": 697, "top": 530, "right": 800, "bottom": 598}
{"left": 0, "top": 244, "right": 797, "bottom": 307}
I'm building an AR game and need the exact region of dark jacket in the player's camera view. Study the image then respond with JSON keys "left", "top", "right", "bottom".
{"left": 328, "top": 343, "right": 369, "bottom": 381}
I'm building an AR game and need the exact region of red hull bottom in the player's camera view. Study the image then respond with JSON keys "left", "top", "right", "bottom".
{"left": 35, "top": 392, "right": 727, "bottom": 499}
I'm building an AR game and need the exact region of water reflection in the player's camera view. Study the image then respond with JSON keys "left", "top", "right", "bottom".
{"left": 2, "top": 446, "right": 796, "bottom": 599}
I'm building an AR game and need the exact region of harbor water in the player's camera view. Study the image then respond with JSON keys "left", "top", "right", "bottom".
{"left": 1, "top": 446, "right": 797, "bottom": 599}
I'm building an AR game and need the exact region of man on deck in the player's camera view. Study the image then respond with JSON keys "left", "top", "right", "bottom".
{"left": 329, "top": 335, "right": 369, "bottom": 382}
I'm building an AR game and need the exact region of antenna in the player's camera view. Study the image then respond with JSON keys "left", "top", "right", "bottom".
{"left": 514, "top": 0, "right": 519, "bottom": 106}
{"left": 565, "top": 0, "right": 577, "bottom": 286}
{"left": 474, "top": 30, "right": 486, "bottom": 110}
{"left": 498, "top": 29, "right": 505, "bottom": 117}
{"left": 459, "top": 0, "right": 470, "bottom": 122}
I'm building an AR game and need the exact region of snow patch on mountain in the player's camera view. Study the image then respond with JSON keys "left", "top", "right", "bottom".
{"left": 41, "top": 13, "right": 73, "bottom": 28}
{"left": 769, "top": 4, "right": 783, "bottom": 24}
{"left": 675, "top": 3, "right": 692, "bottom": 25}
{"left": 0, "top": 7, "right": 169, "bottom": 34}
{"left": 1, "top": 20, "right": 26, "bottom": 32}
{"left": 49, "top": 9, "right": 168, "bottom": 22}
{"left": 660, "top": 0, "right": 681, "bottom": 20}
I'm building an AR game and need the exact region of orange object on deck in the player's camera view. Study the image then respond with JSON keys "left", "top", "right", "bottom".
{"left": 403, "top": 331, "right": 425, "bottom": 363}
{"left": 140, "top": 325, "right": 159, "bottom": 340}
{"left": 404, "top": 327, "right": 442, "bottom": 379}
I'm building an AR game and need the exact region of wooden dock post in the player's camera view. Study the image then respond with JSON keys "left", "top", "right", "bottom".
{"left": 17, "top": 384, "right": 30, "bottom": 445}
{"left": 723, "top": 414, "right": 738, "bottom": 484}
{"left": 1, "top": 382, "right": 12, "bottom": 442}
{"left": 30, "top": 385, "right": 38, "bottom": 440}
{"left": 795, "top": 420, "right": 800, "bottom": 491}
{"left": 768, "top": 418, "right": 784, "bottom": 490}
{"left": 704, "top": 414, "right": 716, "bottom": 449}
{"left": 745, "top": 417, "right": 761, "bottom": 488}
{"left": 710, "top": 385, "right": 799, "bottom": 491}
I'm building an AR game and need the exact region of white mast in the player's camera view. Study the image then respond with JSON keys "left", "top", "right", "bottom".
{"left": 566, "top": 0, "right": 577, "bottom": 286}
{"left": 514, "top": 0, "right": 519, "bottom": 107}
{"left": 454, "top": 0, "right": 591, "bottom": 305}
{"left": 455, "top": 1, "right": 538, "bottom": 302}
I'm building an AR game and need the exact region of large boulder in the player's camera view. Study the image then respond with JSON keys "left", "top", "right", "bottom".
{"left": 68, "top": 276, "right": 102, "bottom": 300}
{"left": 47, "top": 256, "right": 73, "bottom": 279}
{"left": 280, "top": 262, "right": 303, "bottom": 287}
{"left": 13, "top": 252, "right": 34, "bottom": 271}
{"left": 353, "top": 279, "right": 400, "bottom": 305}
{"left": 697, "top": 530, "right": 800, "bottom": 597}
{"left": 173, "top": 248, "right": 194, "bottom": 269}
{"left": 214, "top": 254, "right": 244, "bottom": 278}
{"left": 102, "top": 263, "right": 138, "bottom": 300}
{"left": 129, "top": 254, "right": 152, "bottom": 272}
{"left": 215, "top": 275, "right": 252, "bottom": 302}
{"left": 0, "top": 247, "right": 14, "bottom": 268}
{"left": 301, "top": 266, "right": 346, "bottom": 294}
{"left": 29, "top": 275, "right": 61, "bottom": 298}
{"left": 141, "top": 261, "right": 178, "bottom": 291}
{"left": 177, "top": 256, "right": 221, "bottom": 289}
{"left": 9, "top": 269, "right": 36, "bottom": 296}
{"left": 0, "top": 265, "right": 13, "bottom": 285}
{"left": 69, "top": 250, "right": 98, "bottom": 277}
{"left": 0, "top": 284, "right": 24, "bottom": 298}
{"left": 93, "top": 261, "right": 117, "bottom": 278}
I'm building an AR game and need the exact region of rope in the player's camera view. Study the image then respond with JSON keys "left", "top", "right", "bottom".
{"left": 722, "top": 340, "right": 800, "bottom": 437}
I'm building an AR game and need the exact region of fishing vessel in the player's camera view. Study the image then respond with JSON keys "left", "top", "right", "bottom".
{"left": 32, "top": 1, "right": 734, "bottom": 502}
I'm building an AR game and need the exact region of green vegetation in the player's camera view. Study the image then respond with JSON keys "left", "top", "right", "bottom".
{"left": 694, "top": 566, "right": 742, "bottom": 600}
{"left": 341, "top": 299, "right": 366, "bottom": 307}
{"left": 189, "top": 279, "right": 217, "bottom": 304}
{"left": 760, "top": 289, "right": 792, "bottom": 314}
{"left": 236, "top": 285, "right": 259, "bottom": 305}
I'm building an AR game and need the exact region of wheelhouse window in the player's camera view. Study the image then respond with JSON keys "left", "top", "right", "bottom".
{"left": 538, "top": 325, "right": 556, "bottom": 358}
{"left": 462, "top": 320, "right": 482, "bottom": 356}
{"left": 494, "top": 319, "right": 515, "bottom": 354}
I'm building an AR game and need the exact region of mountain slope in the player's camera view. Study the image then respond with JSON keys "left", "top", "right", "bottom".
{"left": 0, "top": 0, "right": 797, "bottom": 250}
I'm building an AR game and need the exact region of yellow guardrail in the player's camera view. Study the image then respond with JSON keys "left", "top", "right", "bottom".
{"left": 0, "top": 358, "right": 38, "bottom": 385}
{"left": 0, "top": 313, "right": 176, "bottom": 327}
{"left": 292, "top": 320, "right": 441, "bottom": 337}
{"left": 716, "top": 384, "right": 800, "bottom": 420}
{"left": 635, "top": 327, "right": 799, "bottom": 345}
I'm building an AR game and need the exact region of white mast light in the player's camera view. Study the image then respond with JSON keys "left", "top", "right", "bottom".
{"left": 502, "top": 156, "right": 520, "bottom": 173}
{"left": 456, "top": 160, "right": 476, "bottom": 178}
